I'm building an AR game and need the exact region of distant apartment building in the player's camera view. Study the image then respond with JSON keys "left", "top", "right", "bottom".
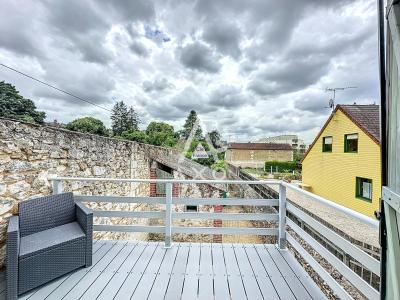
{"left": 301, "top": 104, "right": 380, "bottom": 217}
{"left": 225, "top": 143, "right": 293, "bottom": 168}
{"left": 257, "top": 134, "right": 307, "bottom": 153}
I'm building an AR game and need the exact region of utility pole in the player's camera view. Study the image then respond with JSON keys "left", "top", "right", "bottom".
{"left": 325, "top": 86, "right": 357, "bottom": 111}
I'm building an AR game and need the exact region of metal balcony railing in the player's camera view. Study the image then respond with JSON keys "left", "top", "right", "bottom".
{"left": 50, "top": 177, "right": 380, "bottom": 300}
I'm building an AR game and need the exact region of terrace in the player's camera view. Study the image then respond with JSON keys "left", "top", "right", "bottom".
{"left": 0, "top": 177, "right": 380, "bottom": 300}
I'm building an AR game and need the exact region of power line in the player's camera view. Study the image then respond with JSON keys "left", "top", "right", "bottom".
{"left": 0, "top": 63, "right": 112, "bottom": 112}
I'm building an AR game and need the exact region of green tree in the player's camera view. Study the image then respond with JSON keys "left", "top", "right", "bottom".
{"left": 207, "top": 130, "right": 221, "bottom": 148}
{"left": 120, "top": 129, "right": 147, "bottom": 143}
{"left": 0, "top": 81, "right": 46, "bottom": 123}
{"left": 110, "top": 101, "right": 140, "bottom": 136}
{"left": 111, "top": 101, "right": 128, "bottom": 135}
{"left": 182, "top": 110, "right": 202, "bottom": 140}
{"left": 146, "top": 122, "right": 178, "bottom": 147}
{"left": 65, "top": 117, "right": 107, "bottom": 136}
{"left": 127, "top": 107, "right": 140, "bottom": 131}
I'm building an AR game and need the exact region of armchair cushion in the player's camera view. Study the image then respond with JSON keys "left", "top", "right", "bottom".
{"left": 19, "top": 193, "right": 75, "bottom": 237}
{"left": 19, "top": 222, "right": 85, "bottom": 259}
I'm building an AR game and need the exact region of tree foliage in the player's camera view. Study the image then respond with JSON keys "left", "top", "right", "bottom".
{"left": 120, "top": 129, "right": 147, "bottom": 143}
{"left": 145, "top": 122, "right": 178, "bottom": 147}
{"left": 65, "top": 117, "right": 107, "bottom": 135}
{"left": 110, "top": 101, "right": 140, "bottom": 136}
{"left": 0, "top": 81, "right": 46, "bottom": 123}
{"left": 120, "top": 122, "right": 178, "bottom": 147}
{"left": 182, "top": 110, "right": 202, "bottom": 140}
{"left": 265, "top": 161, "right": 301, "bottom": 172}
{"left": 207, "top": 130, "right": 221, "bottom": 148}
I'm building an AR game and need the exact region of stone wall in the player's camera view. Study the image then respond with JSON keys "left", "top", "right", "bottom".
{"left": 0, "top": 118, "right": 226, "bottom": 268}
{"left": 0, "top": 118, "right": 154, "bottom": 267}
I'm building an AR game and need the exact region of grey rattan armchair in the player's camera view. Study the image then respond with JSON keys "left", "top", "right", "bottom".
{"left": 6, "top": 192, "right": 93, "bottom": 300}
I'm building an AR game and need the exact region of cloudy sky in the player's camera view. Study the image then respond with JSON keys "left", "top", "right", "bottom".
{"left": 0, "top": 0, "right": 379, "bottom": 143}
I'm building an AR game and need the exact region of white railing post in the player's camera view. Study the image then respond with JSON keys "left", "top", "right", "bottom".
{"left": 165, "top": 182, "right": 172, "bottom": 248}
{"left": 278, "top": 183, "right": 287, "bottom": 249}
{"left": 52, "top": 179, "right": 63, "bottom": 195}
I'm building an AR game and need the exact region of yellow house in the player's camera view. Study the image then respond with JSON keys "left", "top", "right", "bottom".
{"left": 301, "top": 104, "right": 381, "bottom": 218}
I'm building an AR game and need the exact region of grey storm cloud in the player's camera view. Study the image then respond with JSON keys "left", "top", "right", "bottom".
{"left": 142, "top": 78, "right": 174, "bottom": 93}
{"left": 106, "top": 0, "right": 155, "bottom": 22}
{"left": 130, "top": 41, "right": 150, "bottom": 57}
{"left": 209, "top": 86, "right": 247, "bottom": 108}
{"left": 179, "top": 42, "right": 221, "bottom": 73}
{"left": 0, "top": 1, "right": 45, "bottom": 57}
{"left": 294, "top": 91, "right": 330, "bottom": 113}
{"left": 33, "top": 65, "right": 115, "bottom": 106}
{"left": 0, "top": 0, "right": 379, "bottom": 140}
{"left": 203, "top": 20, "right": 242, "bottom": 58}
{"left": 248, "top": 57, "right": 330, "bottom": 96}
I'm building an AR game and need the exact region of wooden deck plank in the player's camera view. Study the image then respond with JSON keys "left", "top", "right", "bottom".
{"left": 222, "top": 244, "right": 247, "bottom": 300}
{"left": 0, "top": 271, "right": 5, "bottom": 300}
{"left": 147, "top": 245, "right": 179, "bottom": 300}
{"left": 44, "top": 241, "right": 117, "bottom": 299}
{"left": 244, "top": 245, "right": 280, "bottom": 300}
{"left": 198, "top": 244, "right": 213, "bottom": 300}
{"left": 233, "top": 244, "right": 263, "bottom": 300}
{"left": 266, "top": 246, "right": 313, "bottom": 300}
{"left": 212, "top": 244, "right": 230, "bottom": 299}
{"left": 7, "top": 240, "right": 325, "bottom": 300}
{"left": 211, "top": 244, "right": 227, "bottom": 275}
{"left": 279, "top": 249, "right": 327, "bottom": 300}
{"left": 0, "top": 278, "right": 5, "bottom": 295}
{"left": 255, "top": 244, "right": 296, "bottom": 300}
{"left": 164, "top": 244, "right": 190, "bottom": 300}
{"left": 181, "top": 243, "right": 200, "bottom": 299}
{"left": 79, "top": 242, "right": 138, "bottom": 300}
{"left": 97, "top": 242, "right": 148, "bottom": 300}
{"left": 62, "top": 242, "right": 127, "bottom": 300}
{"left": 131, "top": 245, "right": 168, "bottom": 300}
{"left": 113, "top": 243, "right": 158, "bottom": 299}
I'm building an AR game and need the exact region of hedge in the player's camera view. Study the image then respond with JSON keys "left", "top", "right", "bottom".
{"left": 265, "top": 161, "right": 300, "bottom": 171}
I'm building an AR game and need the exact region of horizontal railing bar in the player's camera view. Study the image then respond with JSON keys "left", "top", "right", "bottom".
{"left": 287, "top": 218, "right": 379, "bottom": 299}
{"left": 75, "top": 195, "right": 166, "bottom": 204}
{"left": 173, "top": 198, "right": 279, "bottom": 206}
{"left": 172, "top": 212, "right": 279, "bottom": 221}
{"left": 76, "top": 195, "right": 278, "bottom": 206}
{"left": 93, "top": 210, "right": 278, "bottom": 221}
{"left": 287, "top": 203, "right": 380, "bottom": 276}
{"left": 172, "top": 226, "right": 278, "bottom": 235}
{"left": 50, "top": 176, "right": 280, "bottom": 185}
{"left": 283, "top": 182, "right": 379, "bottom": 229}
{"left": 94, "top": 225, "right": 278, "bottom": 235}
{"left": 286, "top": 233, "right": 353, "bottom": 300}
{"left": 94, "top": 211, "right": 165, "bottom": 219}
{"left": 94, "top": 225, "right": 165, "bottom": 233}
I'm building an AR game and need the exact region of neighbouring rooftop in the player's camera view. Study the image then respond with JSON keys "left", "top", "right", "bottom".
{"left": 227, "top": 142, "right": 293, "bottom": 150}
{"left": 338, "top": 104, "right": 380, "bottom": 143}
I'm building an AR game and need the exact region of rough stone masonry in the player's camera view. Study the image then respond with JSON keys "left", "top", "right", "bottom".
{"left": 0, "top": 118, "right": 223, "bottom": 268}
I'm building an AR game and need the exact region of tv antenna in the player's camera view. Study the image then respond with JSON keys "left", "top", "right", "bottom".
{"left": 325, "top": 86, "right": 357, "bottom": 111}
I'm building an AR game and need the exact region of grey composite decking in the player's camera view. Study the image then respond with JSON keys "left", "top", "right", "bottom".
{"left": 0, "top": 240, "right": 326, "bottom": 300}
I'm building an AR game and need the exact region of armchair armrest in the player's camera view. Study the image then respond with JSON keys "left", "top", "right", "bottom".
{"left": 7, "top": 216, "right": 20, "bottom": 300}
{"left": 75, "top": 202, "right": 93, "bottom": 267}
